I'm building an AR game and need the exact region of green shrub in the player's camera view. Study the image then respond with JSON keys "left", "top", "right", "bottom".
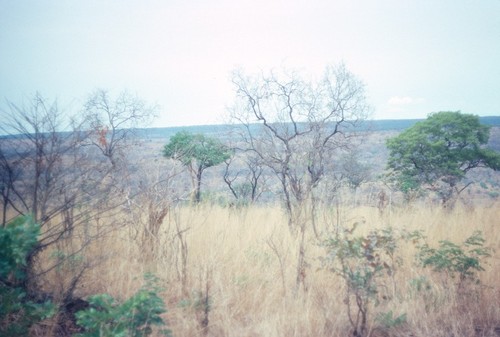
{"left": 376, "top": 310, "right": 407, "bottom": 328}
{"left": 415, "top": 230, "right": 491, "bottom": 287}
{"left": 487, "top": 191, "right": 499, "bottom": 199}
{"left": 0, "top": 216, "right": 55, "bottom": 336}
{"left": 322, "top": 224, "right": 403, "bottom": 337}
{"left": 75, "top": 273, "right": 171, "bottom": 337}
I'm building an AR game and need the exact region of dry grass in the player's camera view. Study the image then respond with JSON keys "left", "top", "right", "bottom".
{"left": 46, "top": 202, "right": 500, "bottom": 337}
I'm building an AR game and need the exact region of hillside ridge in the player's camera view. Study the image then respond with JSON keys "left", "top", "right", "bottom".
{"left": 136, "top": 116, "right": 500, "bottom": 139}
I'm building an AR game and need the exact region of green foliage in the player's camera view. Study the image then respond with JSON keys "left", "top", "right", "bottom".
{"left": 75, "top": 273, "right": 171, "bottom": 337}
{"left": 376, "top": 310, "right": 407, "bottom": 328}
{"left": 163, "top": 131, "right": 231, "bottom": 202}
{"left": 163, "top": 131, "right": 230, "bottom": 170}
{"left": 0, "top": 216, "right": 56, "bottom": 336}
{"left": 488, "top": 191, "right": 499, "bottom": 199}
{"left": 322, "top": 224, "right": 403, "bottom": 337}
{"left": 409, "top": 276, "right": 432, "bottom": 293}
{"left": 0, "top": 216, "right": 39, "bottom": 280}
{"left": 386, "top": 111, "right": 500, "bottom": 202}
{"left": 0, "top": 288, "right": 55, "bottom": 337}
{"left": 408, "top": 275, "right": 437, "bottom": 308}
{"left": 415, "top": 230, "right": 491, "bottom": 286}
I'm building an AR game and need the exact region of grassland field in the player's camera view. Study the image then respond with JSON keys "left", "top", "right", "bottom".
{"left": 38, "top": 201, "right": 500, "bottom": 337}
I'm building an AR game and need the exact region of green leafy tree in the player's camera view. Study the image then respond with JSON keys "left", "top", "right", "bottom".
{"left": 163, "top": 131, "right": 231, "bottom": 203}
{"left": 386, "top": 111, "right": 500, "bottom": 205}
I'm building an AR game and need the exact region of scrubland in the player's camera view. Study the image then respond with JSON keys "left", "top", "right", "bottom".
{"left": 42, "top": 201, "right": 500, "bottom": 337}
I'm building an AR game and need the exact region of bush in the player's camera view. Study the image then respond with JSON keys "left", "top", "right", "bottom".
{"left": 75, "top": 273, "right": 172, "bottom": 337}
{"left": 322, "top": 224, "right": 403, "bottom": 337}
{"left": 414, "top": 230, "right": 491, "bottom": 288}
{"left": 0, "top": 216, "right": 55, "bottom": 336}
{"left": 487, "top": 191, "right": 499, "bottom": 199}
{"left": 376, "top": 310, "right": 407, "bottom": 329}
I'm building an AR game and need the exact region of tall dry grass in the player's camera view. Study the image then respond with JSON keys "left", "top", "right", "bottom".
{"left": 51, "top": 201, "right": 500, "bottom": 337}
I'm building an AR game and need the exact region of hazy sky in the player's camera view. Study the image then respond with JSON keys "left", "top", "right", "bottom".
{"left": 1, "top": 0, "right": 499, "bottom": 127}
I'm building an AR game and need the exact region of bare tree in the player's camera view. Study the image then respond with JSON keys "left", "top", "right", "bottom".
{"left": 1, "top": 95, "right": 85, "bottom": 224}
{"left": 223, "top": 151, "right": 267, "bottom": 204}
{"left": 337, "top": 148, "right": 372, "bottom": 207}
{"left": 230, "top": 64, "right": 370, "bottom": 289}
{"left": 0, "top": 140, "right": 25, "bottom": 225}
{"left": 124, "top": 159, "right": 185, "bottom": 261}
{"left": 82, "top": 89, "right": 157, "bottom": 167}
{"left": 0, "top": 92, "right": 150, "bottom": 305}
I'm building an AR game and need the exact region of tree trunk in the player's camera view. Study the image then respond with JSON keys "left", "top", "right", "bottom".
{"left": 295, "top": 221, "right": 307, "bottom": 292}
{"left": 194, "top": 168, "right": 203, "bottom": 203}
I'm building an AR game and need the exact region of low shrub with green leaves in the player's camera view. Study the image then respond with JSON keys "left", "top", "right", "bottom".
{"left": 75, "top": 273, "right": 172, "bottom": 337}
{"left": 322, "top": 224, "right": 404, "bottom": 337}
{"left": 413, "top": 230, "right": 491, "bottom": 287}
{"left": 376, "top": 310, "right": 407, "bottom": 329}
{"left": 0, "top": 216, "right": 55, "bottom": 336}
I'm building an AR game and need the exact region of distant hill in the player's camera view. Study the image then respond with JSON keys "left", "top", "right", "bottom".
{"left": 365, "top": 116, "right": 500, "bottom": 132}
{"left": 3, "top": 116, "right": 498, "bottom": 140}
{"left": 136, "top": 116, "right": 500, "bottom": 140}
{"left": 135, "top": 124, "right": 231, "bottom": 140}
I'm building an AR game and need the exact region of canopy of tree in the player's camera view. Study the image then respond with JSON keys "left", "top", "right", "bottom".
{"left": 163, "top": 131, "right": 230, "bottom": 202}
{"left": 386, "top": 111, "right": 500, "bottom": 203}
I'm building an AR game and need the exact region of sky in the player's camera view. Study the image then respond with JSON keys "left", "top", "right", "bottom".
{"left": 1, "top": 0, "right": 499, "bottom": 127}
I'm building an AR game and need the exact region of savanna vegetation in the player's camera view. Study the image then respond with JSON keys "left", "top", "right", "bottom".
{"left": 1, "top": 67, "right": 500, "bottom": 337}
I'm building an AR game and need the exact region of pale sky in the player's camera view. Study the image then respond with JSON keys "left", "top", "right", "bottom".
{"left": 1, "top": 0, "right": 499, "bottom": 127}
